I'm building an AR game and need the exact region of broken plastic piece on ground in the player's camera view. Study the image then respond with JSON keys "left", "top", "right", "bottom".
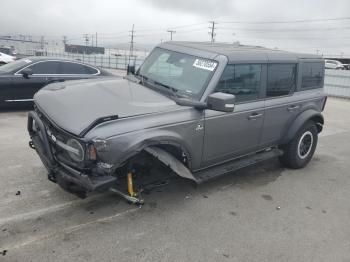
{"left": 15, "top": 191, "right": 21, "bottom": 196}
{"left": 276, "top": 206, "right": 281, "bottom": 210}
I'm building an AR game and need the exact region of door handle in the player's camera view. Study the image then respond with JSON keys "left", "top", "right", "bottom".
{"left": 287, "top": 105, "right": 300, "bottom": 112}
{"left": 47, "top": 78, "right": 64, "bottom": 83}
{"left": 248, "top": 113, "right": 263, "bottom": 120}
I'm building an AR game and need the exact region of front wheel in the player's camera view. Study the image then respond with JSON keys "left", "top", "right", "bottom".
{"left": 279, "top": 121, "right": 318, "bottom": 169}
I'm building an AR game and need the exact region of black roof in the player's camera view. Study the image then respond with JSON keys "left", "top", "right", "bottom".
{"left": 160, "top": 41, "right": 322, "bottom": 62}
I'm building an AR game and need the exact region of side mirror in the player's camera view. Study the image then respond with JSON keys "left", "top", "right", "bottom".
{"left": 21, "top": 68, "right": 33, "bottom": 79}
{"left": 207, "top": 92, "right": 236, "bottom": 112}
{"left": 127, "top": 65, "right": 135, "bottom": 75}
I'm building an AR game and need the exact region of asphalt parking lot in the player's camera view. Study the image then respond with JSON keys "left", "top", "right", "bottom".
{"left": 0, "top": 97, "right": 350, "bottom": 262}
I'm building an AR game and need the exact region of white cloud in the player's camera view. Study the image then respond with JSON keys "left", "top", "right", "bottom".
{"left": 1, "top": 0, "right": 350, "bottom": 56}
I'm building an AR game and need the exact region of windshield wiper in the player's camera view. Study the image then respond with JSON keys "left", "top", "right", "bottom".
{"left": 152, "top": 80, "right": 179, "bottom": 98}
{"left": 139, "top": 76, "right": 179, "bottom": 98}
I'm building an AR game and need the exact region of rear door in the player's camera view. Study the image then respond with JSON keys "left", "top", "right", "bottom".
{"left": 259, "top": 63, "right": 300, "bottom": 148}
{"left": 202, "top": 63, "right": 266, "bottom": 167}
{"left": 60, "top": 61, "right": 100, "bottom": 80}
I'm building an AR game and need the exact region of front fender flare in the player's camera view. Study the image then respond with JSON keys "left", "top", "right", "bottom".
{"left": 281, "top": 109, "right": 324, "bottom": 144}
{"left": 144, "top": 146, "right": 197, "bottom": 182}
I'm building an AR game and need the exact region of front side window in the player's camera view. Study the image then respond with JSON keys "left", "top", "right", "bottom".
{"left": 26, "top": 61, "right": 61, "bottom": 74}
{"left": 215, "top": 64, "right": 261, "bottom": 102}
{"left": 61, "top": 62, "right": 98, "bottom": 74}
{"left": 267, "top": 64, "right": 296, "bottom": 97}
{"left": 301, "top": 62, "right": 323, "bottom": 89}
{"left": 139, "top": 48, "right": 217, "bottom": 99}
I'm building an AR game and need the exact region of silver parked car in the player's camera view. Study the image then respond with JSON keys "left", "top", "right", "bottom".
{"left": 28, "top": 42, "right": 326, "bottom": 204}
{"left": 325, "top": 59, "right": 344, "bottom": 70}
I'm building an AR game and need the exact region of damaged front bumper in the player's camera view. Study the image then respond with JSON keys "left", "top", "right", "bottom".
{"left": 27, "top": 111, "right": 117, "bottom": 197}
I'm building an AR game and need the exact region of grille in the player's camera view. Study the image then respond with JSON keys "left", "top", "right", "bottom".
{"left": 35, "top": 108, "right": 88, "bottom": 170}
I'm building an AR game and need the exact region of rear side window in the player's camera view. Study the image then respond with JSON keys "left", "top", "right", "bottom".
{"left": 27, "top": 61, "right": 61, "bottom": 74}
{"left": 267, "top": 64, "right": 296, "bottom": 97}
{"left": 61, "top": 62, "right": 98, "bottom": 75}
{"left": 301, "top": 62, "right": 323, "bottom": 89}
{"left": 215, "top": 64, "right": 262, "bottom": 102}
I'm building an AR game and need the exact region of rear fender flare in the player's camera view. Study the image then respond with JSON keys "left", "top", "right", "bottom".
{"left": 281, "top": 109, "right": 324, "bottom": 144}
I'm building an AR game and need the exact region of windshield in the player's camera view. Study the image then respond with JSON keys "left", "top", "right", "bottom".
{"left": 138, "top": 48, "right": 217, "bottom": 99}
{"left": 0, "top": 58, "right": 32, "bottom": 74}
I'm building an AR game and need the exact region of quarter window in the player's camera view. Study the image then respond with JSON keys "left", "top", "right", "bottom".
{"left": 215, "top": 64, "right": 262, "bottom": 102}
{"left": 27, "top": 61, "right": 61, "bottom": 74}
{"left": 301, "top": 62, "right": 323, "bottom": 89}
{"left": 61, "top": 62, "right": 98, "bottom": 74}
{"left": 267, "top": 64, "right": 296, "bottom": 97}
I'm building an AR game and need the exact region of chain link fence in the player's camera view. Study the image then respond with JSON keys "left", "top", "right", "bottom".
{"left": 324, "top": 70, "right": 350, "bottom": 98}
{"left": 27, "top": 51, "right": 146, "bottom": 70}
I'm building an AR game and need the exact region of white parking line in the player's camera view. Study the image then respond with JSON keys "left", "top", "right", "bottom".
{"left": 0, "top": 194, "right": 105, "bottom": 227}
{"left": 4, "top": 207, "right": 139, "bottom": 250}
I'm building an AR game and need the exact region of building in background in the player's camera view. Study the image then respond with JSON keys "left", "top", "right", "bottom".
{"left": 65, "top": 44, "right": 105, "bottom": 54}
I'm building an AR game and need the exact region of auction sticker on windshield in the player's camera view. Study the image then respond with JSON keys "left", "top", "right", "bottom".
{"left": 193, "top": 59, "right": 217, "bottom": 71}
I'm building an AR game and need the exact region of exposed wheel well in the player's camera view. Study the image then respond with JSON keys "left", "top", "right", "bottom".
{"left": 310, "top": 115, "right": 324, "bottom": 133}
{"left": 120, "top": 143, "right": 191, "bottom": 172}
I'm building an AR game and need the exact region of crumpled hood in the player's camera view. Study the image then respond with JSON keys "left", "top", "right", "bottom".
{"left": 34, "top": 78, "right": 179, "bottom": 136}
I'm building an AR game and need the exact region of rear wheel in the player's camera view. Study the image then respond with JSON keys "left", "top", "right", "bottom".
{"left": 279, "top": 121, "right": 318, "bottom": 169}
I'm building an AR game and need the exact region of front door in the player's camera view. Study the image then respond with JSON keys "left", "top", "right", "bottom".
{"left": 202, "top": 64, "right": 265, "bottom": 167}
{"left": 10, "top": 61, "right": 62, "bottom": 106}
{"left": 0, "top": 76, "right": 14, "bottom": 108}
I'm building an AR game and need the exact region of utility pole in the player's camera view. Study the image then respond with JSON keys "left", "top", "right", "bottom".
{"left": 91, "top": 34, "right": 94, "bottom": 47}
{"left": 209, "top": 21, "right": 217, "bottom": 43}
{"left": 83, "top": 34, "right": 90, "bottom": 46}
{"left": 129, "top": 24, "right": 135, "bottom": 64}
{"left": 40, "top": 36, "right": 45, "bottom": 49}
{"left": 167, "top": 29, "right": 176, "bottom": 41}
{"left": 62, "top": 36, "right": 67, "bottom": 45}
{"left": 95, "top": 32, "right": 98, "bottom": 47}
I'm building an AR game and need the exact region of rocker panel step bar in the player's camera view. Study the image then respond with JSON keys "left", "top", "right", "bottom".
{"left": 194, "top": 148, "right": 283, "bottom": 183}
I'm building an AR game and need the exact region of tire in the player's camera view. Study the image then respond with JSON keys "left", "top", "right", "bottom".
{"left": 279, "top": 121, "right": 318, "bottom": 169}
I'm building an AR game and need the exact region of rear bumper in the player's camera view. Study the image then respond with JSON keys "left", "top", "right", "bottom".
{"left": 27, "top": 111, "right": 116, "bottom": 195}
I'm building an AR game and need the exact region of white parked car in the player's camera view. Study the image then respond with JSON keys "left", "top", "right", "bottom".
{"left": 325, "top": 59, "right": 344, "bottom": 70}
{"left": 0, "top": 52, "right": 16, "bottom": 65}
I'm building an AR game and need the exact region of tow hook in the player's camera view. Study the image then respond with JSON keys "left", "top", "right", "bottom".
{"left": 29, "top": 140, "right": 35, "bottom": 150}
{"left": 109, "top": 171, "right": 144, "bottom": 206}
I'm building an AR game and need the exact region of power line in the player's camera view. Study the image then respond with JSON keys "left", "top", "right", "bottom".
{"left": 217, "top": 26, "right": 350, "bottom": 32}
{"left": 218, "top": 16, "right": 350, "bottom": 24}
{"left": 137, "top": 22, "right": 207, "bottom": 32}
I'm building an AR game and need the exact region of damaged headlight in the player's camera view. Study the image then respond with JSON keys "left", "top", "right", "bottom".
{"left": 66, "top": 139, "right": 85, "bottom": 162}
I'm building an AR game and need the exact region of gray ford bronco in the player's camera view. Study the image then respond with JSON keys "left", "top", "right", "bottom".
{"left": 28, "top": 42, "right": 326, "bottom": 204}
